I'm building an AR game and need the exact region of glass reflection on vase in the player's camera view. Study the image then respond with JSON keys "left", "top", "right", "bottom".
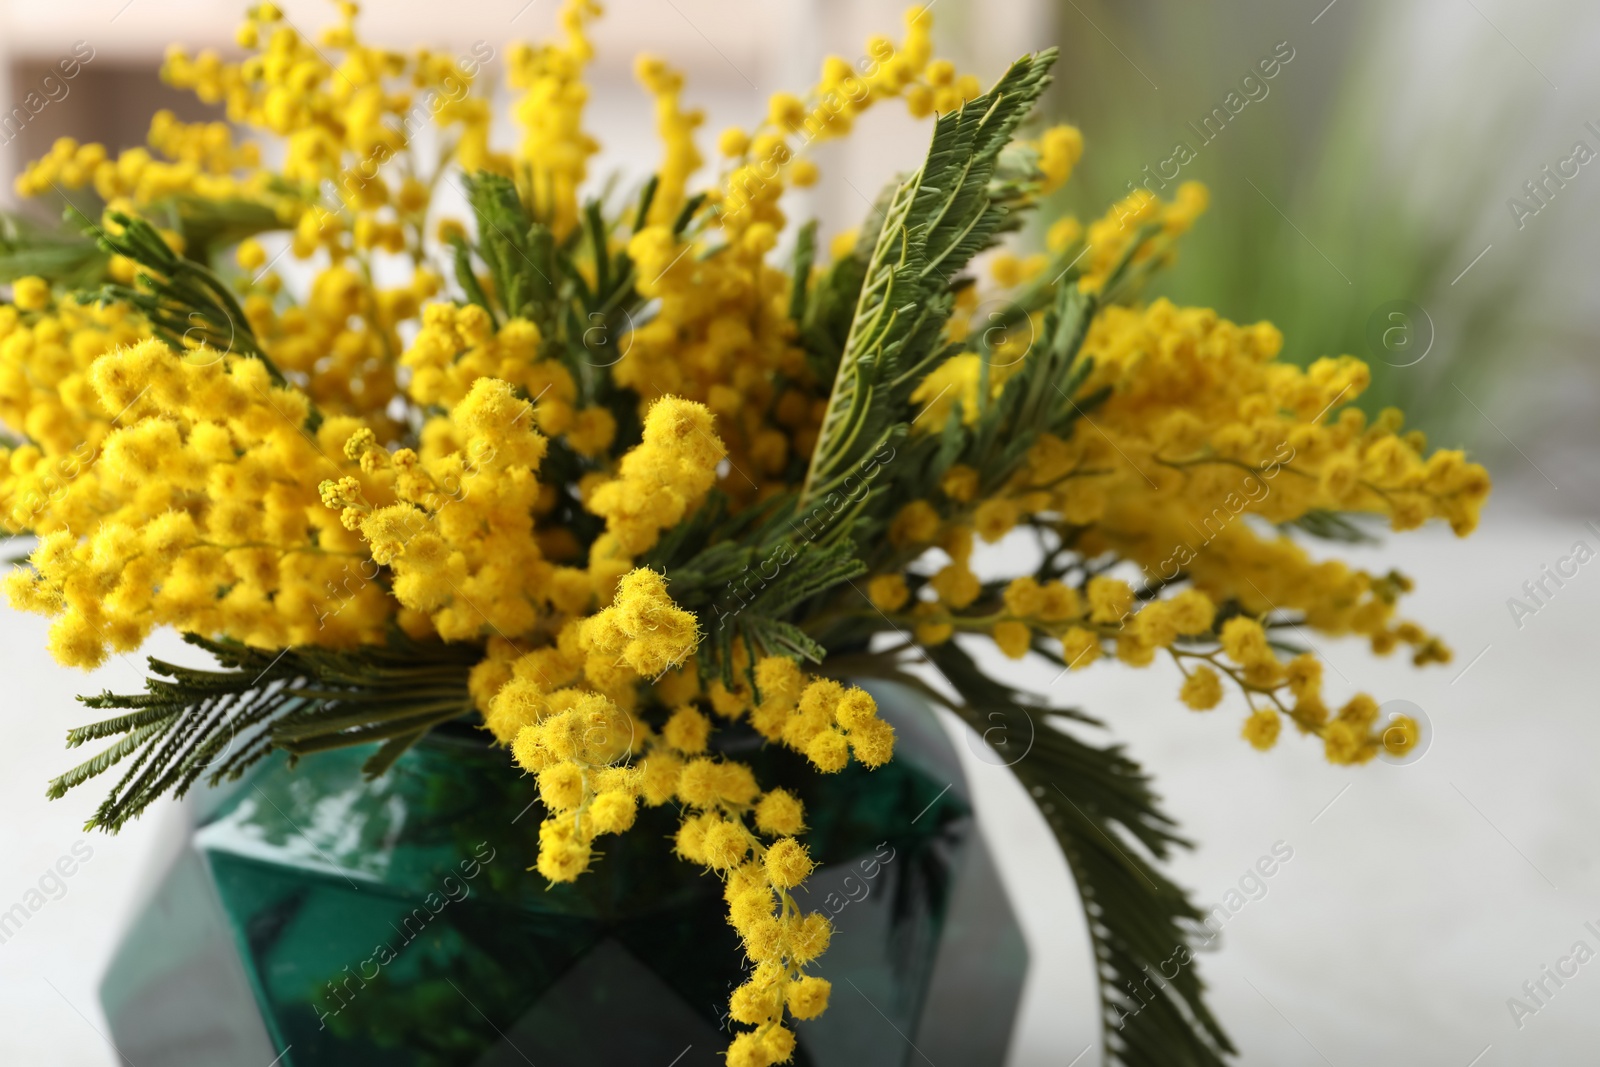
{"left": 100, "top": 680, "right": 1027, "bottom": 1066}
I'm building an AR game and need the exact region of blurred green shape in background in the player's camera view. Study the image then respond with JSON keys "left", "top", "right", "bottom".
{"left": 1014, "top": 0, "right": 1594, "bottom": 490}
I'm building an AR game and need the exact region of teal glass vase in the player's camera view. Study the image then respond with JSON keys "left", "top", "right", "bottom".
{"left": 99, "top": 681, "right": 1027, "bottom": 1066}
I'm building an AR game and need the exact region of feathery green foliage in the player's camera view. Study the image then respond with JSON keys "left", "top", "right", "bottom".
{"left": 802, "top": 49, "right": 1058, "bottom": 506}
{"left": 83, "top": 211, "right": 287, "bottom": 386}
{"left": 925, "top": 643, "right": 1233, "bottom": 1066}
{"left": 463, "top": 173, "right": 557, "bottom": 328}
{"left": 51, "top": 634, "right": 477, "bottom": 833}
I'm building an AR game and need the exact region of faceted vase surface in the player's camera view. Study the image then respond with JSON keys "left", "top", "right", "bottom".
{"left": 101, "top": 680, "right": 1027, "bottom": 1066}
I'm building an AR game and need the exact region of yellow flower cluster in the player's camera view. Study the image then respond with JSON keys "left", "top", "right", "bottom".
{"left": 891, "top": 291, "right": 1485, "bottom": 760}
{"left": 327, "top": 376, "right": 560, "bottom": 641}
{"left": 1066, "top": 181, "right": 1211, "bottom": 293}
{"left": 179, "top": 1, "right": 493, "bottom": 194}
{"left": 639, "top": 657, "right": 893, "bottom": 1067}
{"left": 1075, "top": 299, "right": 1490, "bottom": 537}
{"left": 243, "top": 260, "right": 429, "bottom": 428}
{"left": 14, "top": 119, "right": 265, "bottom": 207}
{"left": 582, "top": 567, "right": 700, "bottom": 678}
{"left": 588, "top": 396, "right": 726, "bottom": 554}
{"left": 5, "top": 339, "right": 389, "bottom": 665}
{"left": 1035, "top": 123, "right": 1085, "bottom": 193}
{"left": 398, "top": 302, "right": 616, "bottom": 454}
{"left": 620, "top": 224, "right": 810, "bottom": 506}
{"left": 504, "top": 677, "right": 643, "bottom": 883}
{"left": 462, "top": 556, "right": 892, "bottom": 1063}
{"left": 617, "top": 6, "right": 987, "bottom": 507}
{"left": 0, "top": 290, "right": 143, "bottom": 466}
{"left": 1, "top": 2, "right": 1489, "bottom": 1061}
{"left": 911, "top": 349, "right": 1026, "bottom": 427}
{"left": 14, "top": 1, "right": 505, "bottom": 441}
{"left": 507, "top": 0, "right": 603, "bottom": 239}
{"left": 636, "top": 55, "right": 704, "bottom": 227}
{"left": 991, "top": 575, "right": 1420, "bottom": 764}
{"left": 700, "top": 656, "right": 897, "bottom": 772}
{"left": 716, "top": 8, "right": 971, "bottom": 235}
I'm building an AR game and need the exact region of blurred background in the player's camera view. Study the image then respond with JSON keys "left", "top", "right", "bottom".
{"left": 2, "top": 0, "right": 1596, "bottom": 1064}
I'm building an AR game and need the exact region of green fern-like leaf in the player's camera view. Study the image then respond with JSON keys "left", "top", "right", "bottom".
{"left": 52, "top": 634, "right": 478, "bottom": 833}
{"left": 657, "top": 525, "right": 867, "bottom": 687}
{"left": 922, "top": 642, "right": 1236, "bottom": 1067}
{"left": 801, "top": 48, "right": 1058, "bottom": 506}
{"left": 796, "top": 179, "right": 896, "bottom": 384}
{"left": 464, "top": 172, "right": 557, "bottom": 327}
{"left": 78, "top": 212, "right": 299, "bottom": 404}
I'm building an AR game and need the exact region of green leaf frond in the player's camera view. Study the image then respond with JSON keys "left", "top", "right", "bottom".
{"left": 923, "top": 642, "right": 1236, "bottom": 1067}
{"left": 802, "top": 48, "right": 1059, "bottom": 508}
{"left": 80, "top": 210, "right": 291, "bottom": 388}
{"left": 51, "top": 633, "right": 478, "bottom": 833}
